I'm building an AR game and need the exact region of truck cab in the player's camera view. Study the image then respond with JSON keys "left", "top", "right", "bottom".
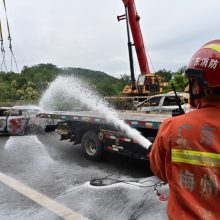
{"left": 137, "top": 74, "right": 161, "bottom": 95}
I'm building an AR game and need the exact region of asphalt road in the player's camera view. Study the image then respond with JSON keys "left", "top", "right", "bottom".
{"left": 0, "top": 132, "right": 167, "bottom": 220}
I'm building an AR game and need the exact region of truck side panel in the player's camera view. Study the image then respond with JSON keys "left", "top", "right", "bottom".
{"left": 38, "top": 111, "right": 168, "bottom": 160}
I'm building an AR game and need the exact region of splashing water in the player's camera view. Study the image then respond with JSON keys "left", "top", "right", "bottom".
{"left": 40, "top": 76, "right": 152, "bottom": 149}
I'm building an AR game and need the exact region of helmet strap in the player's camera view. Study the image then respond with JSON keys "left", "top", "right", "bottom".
{"left": 189, "top": 80, "right": 205, "bottom": 107}
{"left": 189, "top": 84, "right": 220, "bottom": 107}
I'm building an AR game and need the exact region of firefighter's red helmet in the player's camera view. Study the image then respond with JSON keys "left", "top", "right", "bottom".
{"left": 185, "top": 39, "right": 220, "bottom": 88}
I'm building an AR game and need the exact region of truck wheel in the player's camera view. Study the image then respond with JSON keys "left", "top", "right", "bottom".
{"left": 81, "top": 131, "right": 104, "bottom": 161}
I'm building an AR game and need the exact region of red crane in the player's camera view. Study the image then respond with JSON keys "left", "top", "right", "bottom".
{"left": 119, "top": 0, "right": 150, "bottom": 74}
{"left": 118, "top": 0, "right": 164, "bottom": 96}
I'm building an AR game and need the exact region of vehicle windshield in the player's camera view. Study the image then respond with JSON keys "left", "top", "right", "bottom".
{"left": 163, "top": 96, "right": 178, "bottom": 106}
{"left": 137, "top": 75, "right": 146, "bottom": 86}
{"left": 147, "top": 96, "right": 161, "bottom": 106}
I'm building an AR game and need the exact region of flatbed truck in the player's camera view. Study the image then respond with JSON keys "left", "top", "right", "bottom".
{"left": 37, "top": 111, "right": 170, "bottom": 161}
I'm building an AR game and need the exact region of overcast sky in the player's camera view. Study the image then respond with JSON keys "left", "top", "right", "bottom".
{"left": 1, "top": 0, "right": 220, "bottom": 78}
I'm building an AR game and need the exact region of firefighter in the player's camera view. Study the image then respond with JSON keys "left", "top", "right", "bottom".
{"left": 150, "top": 39, "right": 220, "bottom": 220}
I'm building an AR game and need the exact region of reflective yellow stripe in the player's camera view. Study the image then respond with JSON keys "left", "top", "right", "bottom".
{"left": 203, "top": 44, "right": 220, "bottom": 54}
{"left": 172, "top": 149, "right": 220, "bottom": 167}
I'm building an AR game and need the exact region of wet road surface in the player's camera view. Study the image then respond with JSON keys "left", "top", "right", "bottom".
{"left": 0, "top": 132, "right": 167, "bottom": 220}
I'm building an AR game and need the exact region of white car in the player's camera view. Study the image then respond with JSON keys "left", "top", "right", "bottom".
{"left": 136, "top": 93, "right": 190, "bottom": 114}
{"left": 0, "top": 106, "right": 57, "bottom": 135}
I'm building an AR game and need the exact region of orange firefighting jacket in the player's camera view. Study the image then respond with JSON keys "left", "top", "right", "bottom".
{"left": 150, "top": 95, "right": 220, "bottom": 220}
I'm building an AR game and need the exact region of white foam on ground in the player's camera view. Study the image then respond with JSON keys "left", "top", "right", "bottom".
{"left": 55, "top": 176, "right": 168, "bottom": 220}
{"left": 4, "top": 135, "right": 54, "bottom": 165}
{"left": 39, "top": 76, "right": 152, "bottom": 149}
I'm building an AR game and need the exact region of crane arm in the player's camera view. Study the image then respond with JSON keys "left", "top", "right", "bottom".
{"left": 121, "top": 0, "right": 150, "bottom": 74}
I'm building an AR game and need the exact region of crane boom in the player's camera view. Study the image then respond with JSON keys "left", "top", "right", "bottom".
{"left": 118, "top": 0, "right": 165, "bottom": 98}
{"left": 122, "top": 0, "right": 150, "bottom": 74}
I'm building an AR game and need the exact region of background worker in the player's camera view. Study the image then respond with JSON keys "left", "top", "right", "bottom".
{"left": 150, "top": 39, "right": 220, "bottom": 220}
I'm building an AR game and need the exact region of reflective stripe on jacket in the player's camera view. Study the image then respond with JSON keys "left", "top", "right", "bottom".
{"left": 150, "top": 95, "right": 220, "bottom": 220}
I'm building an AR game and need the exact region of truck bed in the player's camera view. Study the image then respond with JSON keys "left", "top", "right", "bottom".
{"left": 38, "top": 110, "right": 170, "bottom": 130}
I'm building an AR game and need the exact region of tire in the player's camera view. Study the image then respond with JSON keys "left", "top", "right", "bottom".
{"left": 81, "top": 131, "right": 104, "bottom": 161}
{"left": 45, "top": 125, "right": 57, "bottom": 132}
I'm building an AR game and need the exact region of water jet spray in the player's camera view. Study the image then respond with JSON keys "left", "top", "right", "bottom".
{"left": 40, "top": 76, "right": 152, "bottom": 149}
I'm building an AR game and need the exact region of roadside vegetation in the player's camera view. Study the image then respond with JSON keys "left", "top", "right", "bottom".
{"left": 0, "top": 63, "right": 187, "bottom": 106}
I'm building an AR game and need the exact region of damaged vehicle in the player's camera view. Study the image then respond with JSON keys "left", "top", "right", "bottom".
{"left": 136, "top": 93, "right": 190, "bottom": 114}
{"left": 0, "top": 106, "right": 57, "bottom": 135}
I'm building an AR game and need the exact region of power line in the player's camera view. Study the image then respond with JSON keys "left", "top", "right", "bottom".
{"left": 0, "top": 14, "right": 7, "bottom": 72}
{"left": 2, "top": 0, "right": 19, "bottom": 73}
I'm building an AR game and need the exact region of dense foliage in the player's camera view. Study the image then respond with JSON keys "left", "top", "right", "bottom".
{"left": 155, "top": 66, "right": 188, "bottom": 92}
{"left": 0, "top": 63, "right": 129, "bottom": 106}
{"left": 0, "top": 63, "right": 188, "bottom": 106}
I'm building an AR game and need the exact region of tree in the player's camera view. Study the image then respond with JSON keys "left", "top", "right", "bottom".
{"left": 119, "top": 73, "right": 130, "bottom": 83}
{"left": 164, "top": 74, "right": 188, "bottom": 92}
{"left": 96, "top": 83, "right": 117, "bottom": 96}
{"left": 175, "top": 66, "right": 187, "bottom": 76}
{"left": 155, "top": 69, "right": 173, "bottom": 82}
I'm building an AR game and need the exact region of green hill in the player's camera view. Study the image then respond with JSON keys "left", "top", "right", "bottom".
{"left": 0, "top": 63, "right": 128, "bottom": 106}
